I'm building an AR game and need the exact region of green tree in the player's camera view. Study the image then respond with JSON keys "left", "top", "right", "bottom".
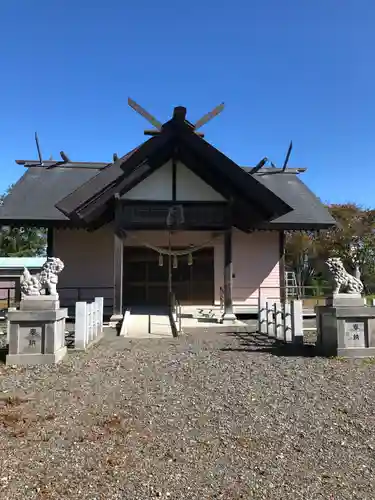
{"left": 0, "top": 185, "right": 47, "bottom": 257}
{"left": 286, "top": 203, "right": 375, "bottom": 295}
{"left": 316, "top": 204, "right": 375, "bottom": 282}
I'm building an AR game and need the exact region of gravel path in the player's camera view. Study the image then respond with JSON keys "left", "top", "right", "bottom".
{"left": 1, "top": 328, "right": 375, "bottom": 499}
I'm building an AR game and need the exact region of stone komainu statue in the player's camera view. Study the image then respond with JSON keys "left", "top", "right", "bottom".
{"left": 20, "top": 257, "right": 64, "bottom": 297}
{"left": 326, "top": 257, "right": 364, "bottom": 295}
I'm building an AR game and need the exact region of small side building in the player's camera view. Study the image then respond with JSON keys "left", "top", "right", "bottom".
{"left": 0, "top": 257, "right": 45, "bottom": 308}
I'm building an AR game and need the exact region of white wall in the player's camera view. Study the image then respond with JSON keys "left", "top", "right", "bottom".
{"left": 122, "top": 160, "right": 225, "bottom": 202}
{"left": 122, "top": 162, "right": 173, "bottom": 200}
{"left": 175, "top": 162, "right": 224, "bottom": 201}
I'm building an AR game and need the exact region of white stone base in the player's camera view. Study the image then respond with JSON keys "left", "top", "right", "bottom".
{"left": 220, "top": 312, "right": 237, "bottom": 324}
{"left": 20, "top": 295, "right": 60, "bottom": 311}
{"left": 6, "top": 346, "right": 67, "bottom": 366}
{"left": 109, "top": 313, "right": 124, "bottom": 328}
{"left": 74, "top": 330, "right": 104, "bottom": 351}
{"left": 7, "top": 307, "right": 68, "bottom": 366}
{"left": 327, "top": 294, "right": 364, "bottom": 307}
{"left": 118, "top": 310, "right": 131, "bottom": 336}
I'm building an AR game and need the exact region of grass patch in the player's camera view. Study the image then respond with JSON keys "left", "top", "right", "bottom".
{"left": 0, "top": 394, "right": 29, "bottom": 406}
{"left": 361, "top": 357, "right": 375, "bottom": 366}
{"left": 330, "top": 356, "right": 347, "bottom": 362}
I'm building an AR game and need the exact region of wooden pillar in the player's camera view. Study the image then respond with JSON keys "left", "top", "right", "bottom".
{"left": 111, "top": 233, "right": 123, "bottom": 322}
{"left": 221, "top": 228, "right": 236, "bottom": 323}
{"left": 15, "top": 277, "right": 21, "bottom": 305}
{"left": 111, "top": 196, "right": 124, "bottom": 324}
{"left": 279, "top": 231, "right": 286, "bottom": 303}
{"left": 47, "top": 227, "right": 54, "bottom": 257}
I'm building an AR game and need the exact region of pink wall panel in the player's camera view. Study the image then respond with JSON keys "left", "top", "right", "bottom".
{"left": 214, "top": 230, "right": 280, "bottom": 305}
{"left": 54, "top": 227, "right": 281, "bottom": 306}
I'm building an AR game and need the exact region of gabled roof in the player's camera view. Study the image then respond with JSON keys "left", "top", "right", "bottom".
{"left": 56, "top": 133, "right": 172, "bottom": 221}
{"left": 55, "top": 114, "right": 293, "bottom": 228}
{"left": 0, "top": 106, "right": 336, "bottom": 230}
{"left": 0, "top": 163, "right": 336, "bottom": 230}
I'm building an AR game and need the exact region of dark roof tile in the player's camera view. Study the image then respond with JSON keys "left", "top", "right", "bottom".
{"left": 253, "top": 171, "right": 335, "bottom": 228}
{"left": 0, "top": 165, "right": 335, "bottom": 229}
{"left": 0, "top": 166, "right": 98, "bottom": 221}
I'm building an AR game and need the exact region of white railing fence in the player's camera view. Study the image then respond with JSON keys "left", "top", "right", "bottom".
{"left": 75, "top": 297, "right": 104, "bottom": 350}
{"left": 258, "top": 299, "right": 303, "bottom": 344}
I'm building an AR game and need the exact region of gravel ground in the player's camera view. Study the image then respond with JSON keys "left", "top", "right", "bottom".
{"left": 1, "top": 328, "right": 375, "bottom": 499}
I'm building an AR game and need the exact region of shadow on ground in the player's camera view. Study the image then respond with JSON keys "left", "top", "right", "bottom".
{"left": 0, "top": 347, "right": 7, "bottom": 363}
{"left": 221, "top": 329, "right": 318, "bottom": 357}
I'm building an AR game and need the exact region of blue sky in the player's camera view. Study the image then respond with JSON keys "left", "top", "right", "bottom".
{"left": 0, "top": 1, "right": 374, "bottom": 205}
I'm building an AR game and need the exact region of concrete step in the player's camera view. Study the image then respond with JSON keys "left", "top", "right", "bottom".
{"left": 180, "top": 305, "right": 222, "bottom": 320}
{"left": 181, "top": 316, "right": 248, "bottom": 328}
{"left": 123, "top": 314, "right": 173, "bottom": 338}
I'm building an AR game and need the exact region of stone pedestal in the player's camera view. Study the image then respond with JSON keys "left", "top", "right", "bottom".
{"left": 220, "top": 312, "right": 237, "bottom": 324}
{"left": 19, "top": 295, "right": 60, "bottom": 311}
{"left": 325, "top": 294, "right": 365, "bottom": 308}
{"left": 6, "top": 296, "right": 68, "bottom": 366}
{"left": 316, "top": 294, "right": 375, "bottom": 358}
{"left": 109, "top": 313, "right": 124, "bottom": 329}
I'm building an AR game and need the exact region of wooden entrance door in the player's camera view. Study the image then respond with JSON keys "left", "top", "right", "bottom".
{"left": 123, "top": 246, "right": 214, "bottom": 307}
